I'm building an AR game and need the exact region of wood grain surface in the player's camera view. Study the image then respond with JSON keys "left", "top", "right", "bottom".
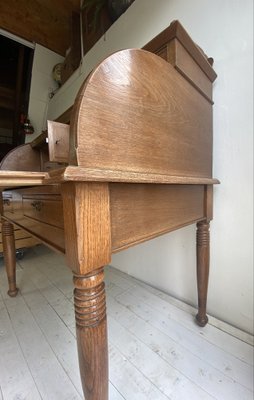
{"left": 71, "top": 49, "right": 213, "bottom": 178}
{"left": 110, "top": 184, "right": 205, "bottom": 251}
{"left": 143, "top": 20, "right": 217, "bottom": 82}
{"left": 0, "top": 171, "right": 48, "bottom": 187}
{"left": 46, "top": 166, "right": 220, "bottom": 185}
{"left": 73, "top": 268, "right": 108, "bottom": 400}
{"left": 0, "top": 24, "right": 218, "bottom": 400}
{"left": 0, "top": 145, "right": 44, "bottom": 172}
{"left": 1, "top": 219, "right": 19, "bottom": 296}
{"left": 61, "top": 182, "right": 111, "bottom": 275}
{"left": 47, "top": 121, "right": 70, "bottom": 163}
{"left": 2, "top": 186, "right": 65, "bottom": 253}
{"left": 0, "top": 0, "right": 80, "bottom": 55}
{"left": 167, "top": 38, "right": 213, "bottom": 102}
{"left": 196, "top": 221, "right": 210, "bottom": 326}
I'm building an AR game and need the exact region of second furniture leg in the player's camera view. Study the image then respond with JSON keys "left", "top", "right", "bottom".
{"left": 1, "top": 219, "right": 19, "bottom": 297}
{"left": 196, "top": 221, "right": 210, "bottom": 327}
{"left": 73, "top": 267, "right": 108, "bottom": 400}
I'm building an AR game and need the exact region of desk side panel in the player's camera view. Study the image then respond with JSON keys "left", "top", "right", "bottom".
{"left": 110, "top": 183, "right": 206, "bottom": 252}
{"left": 1, "top": 183, "right": 209, "bottom": 258}
{"left": 72, "top": 49, "right": 213, "bottom": 178}
{"left": 0, "top": 144, "right": 45, "bottom": 171}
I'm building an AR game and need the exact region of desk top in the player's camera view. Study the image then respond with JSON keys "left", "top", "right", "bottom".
{"left": 0, "top": 171, "right": 48, "bottom": 188}
{"left": 0, "top": 168, "right": 219, "bottom": 189}
{"left": 1, "top": 31, "right": 218, "bottom": 190}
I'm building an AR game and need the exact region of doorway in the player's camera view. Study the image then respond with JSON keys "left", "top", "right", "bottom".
{"left": 0, "top": 34, "right": 34, "bottom": 161}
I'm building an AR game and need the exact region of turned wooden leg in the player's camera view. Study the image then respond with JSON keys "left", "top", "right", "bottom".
{"left": 62, "top": 182, "right": 111, "bottom": 399}
{"left": 73, "top": 268, "right": 108, "bottom": 400}
{"left": 1, "top": 220, "right": 19, "bottom": 297}
{"left": 196, "top": 221, "right": 210, "bottom": 327}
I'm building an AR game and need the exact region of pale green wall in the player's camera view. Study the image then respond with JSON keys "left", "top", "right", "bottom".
{"left": 26, "top": 44, "right": 63, "bottom": 142}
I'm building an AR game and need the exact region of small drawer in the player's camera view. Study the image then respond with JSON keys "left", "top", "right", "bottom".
{"left": 47, "top": 121, "right": 70, "bottom": 163}
{"left": 22, "top": 194, "right": 64, "bottom": 229}
{"left": 167, "top": 38, "right": 213, "bottom": 102}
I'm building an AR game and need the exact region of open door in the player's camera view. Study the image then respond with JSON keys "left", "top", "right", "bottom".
{"left": 0, "top": 35, "right": 34, "bottom": 161}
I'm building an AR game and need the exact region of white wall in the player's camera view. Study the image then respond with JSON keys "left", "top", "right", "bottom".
{"left": 47, "top": 0, "right": 253, "bottom": 334}
{"left": 26, "top": 44, "right": 64, "bottom": 142}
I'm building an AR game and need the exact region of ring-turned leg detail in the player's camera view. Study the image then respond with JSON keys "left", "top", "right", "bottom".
{"left": 73, "top": 267, "right": 108, "bottom": 400}
{"left": 196, "top": 221, "right": 210, "bottom": 327}
{"left": 1, "top": 220, "right": 19, "bottom": 297}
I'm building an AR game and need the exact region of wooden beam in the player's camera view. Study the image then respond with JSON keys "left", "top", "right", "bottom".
{"left": 0, "top": 0, "right": 80, "bottom": 55}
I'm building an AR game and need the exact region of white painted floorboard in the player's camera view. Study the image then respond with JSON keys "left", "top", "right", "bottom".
{"left": 0, "top": 245, "right": 253, "bottom": 400}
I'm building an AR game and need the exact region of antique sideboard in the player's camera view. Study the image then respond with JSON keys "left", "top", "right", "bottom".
{"left": 0, "top": 21, "right": 218, "bottom": 400}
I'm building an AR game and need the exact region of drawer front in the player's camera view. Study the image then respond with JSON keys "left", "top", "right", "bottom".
{"left": 22, "top": 194, "right": 64, "bottom": 229}
{"left": 168, "top": 39, "right": 212, "bottom": 102}
{"left": 2, "top": 187, "right": 65, "bottom": 253}
{"left": 47, "top": 121, "right": 70, "bottom": 163}
{"left": 149, "top": 39, "right": 212, "bottom": 102}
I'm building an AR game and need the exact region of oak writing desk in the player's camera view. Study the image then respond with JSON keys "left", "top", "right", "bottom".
{"left": 0, "top": 21, "right": 218, "bottom": 400}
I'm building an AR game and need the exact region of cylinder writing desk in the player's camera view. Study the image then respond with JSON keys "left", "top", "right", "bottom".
{"left": 0, "top": 21, "right": 218, "bottom": 400}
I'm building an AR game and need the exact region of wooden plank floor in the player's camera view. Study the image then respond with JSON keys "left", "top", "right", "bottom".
{"left": 0, "top": 245, "right": 253, "bottom": 400}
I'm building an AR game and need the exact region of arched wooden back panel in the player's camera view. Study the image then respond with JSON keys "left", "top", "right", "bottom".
{"left": 0, "top": 144, "right": 42, "bottom": 171}
{"left": 70, "top": 49, "right": 213, "bottom": 178}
